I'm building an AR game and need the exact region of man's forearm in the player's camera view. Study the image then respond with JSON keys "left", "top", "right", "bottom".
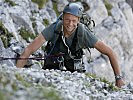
{"left": 94, "top": 41, "right": 124, "bottom": 87}
{"left": 108, "top": 51, "right": 121, "bottom": 76}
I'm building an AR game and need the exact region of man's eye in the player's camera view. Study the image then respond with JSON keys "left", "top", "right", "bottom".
{"left": 65, "top": 19, "right": 77, "bottom": 23}
{"left": 72, "top": 20, "right": 76, "bottom": 23}
{"left": 65, "top": 19, "right": 70, "bottom": 22}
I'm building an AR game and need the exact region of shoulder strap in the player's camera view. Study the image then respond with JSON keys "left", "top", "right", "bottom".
{"left": 70, "top": 27, "right": 78, "bottom": 55}
{"left": 46, "top": 22, "right": 62, "bottom": 56}
{"left": 69, "top": 26, "right": 83, "bottom": 59}
{"left": 72, "top": 23, "right": 92, "bottom": 60}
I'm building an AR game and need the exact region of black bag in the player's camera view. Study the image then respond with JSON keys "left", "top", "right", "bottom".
{"left": 43, "top": 52, "right": 65, "bottom": 70}
{"left": 64, "top": 58, "right": 85, "bottom": 73}
{"left": 64, "top": 58, "right": 75, "bottom": 72}
{"left": 43, "top": 57, "right": 60, "bottom": 70}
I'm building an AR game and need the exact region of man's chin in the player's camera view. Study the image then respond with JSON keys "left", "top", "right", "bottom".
{"left": 66, "top": 28, "right": 74, "bottom": 32}
{"left": 68, "top": 30, "right": 73, "bottom": 32}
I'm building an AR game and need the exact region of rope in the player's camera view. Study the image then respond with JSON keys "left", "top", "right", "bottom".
{"left": 0, "top": 53, "right": 65, "bottom": 61}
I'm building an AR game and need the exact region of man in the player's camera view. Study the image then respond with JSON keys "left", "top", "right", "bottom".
{"left": 16, "top": 3, "right": 124, "bottom": 88}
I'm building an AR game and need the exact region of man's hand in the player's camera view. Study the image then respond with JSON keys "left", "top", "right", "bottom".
{"left": 16, "top": 34, "right": 46, "bottom": 68}
{"left": 115, "top": 79, "right": 125, "bottom": 88}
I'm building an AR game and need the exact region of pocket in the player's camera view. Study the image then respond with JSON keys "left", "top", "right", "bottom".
{"left": 43, "top": 55, "right": 64, "bottom": 70}
{"left": 64, "top": 58, "right": 85, "bottom": 72}
{"left": 64, "top": 59, "right": 75, "bottom": 72}
{"left": 44, "top": 57, "right": 59, "bottom": 66}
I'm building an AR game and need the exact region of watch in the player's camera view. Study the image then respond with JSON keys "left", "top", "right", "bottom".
{"left": 115, "top": 75, "right": 122, "bottom": 80}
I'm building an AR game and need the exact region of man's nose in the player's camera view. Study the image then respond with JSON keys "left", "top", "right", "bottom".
{"left": 69, "top": 20, "right": 73, "bottom": 25}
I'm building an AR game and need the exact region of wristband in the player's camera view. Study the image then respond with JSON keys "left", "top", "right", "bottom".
{"left": 115, "top": 75, "right": 122, "bottom": 80}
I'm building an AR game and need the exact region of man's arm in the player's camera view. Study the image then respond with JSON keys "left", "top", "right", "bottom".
{"left": 16, "top": 34, "right": 46, "bottom": 68}
{"left": 94, "top": 40, "right": 125, "bottom": 88}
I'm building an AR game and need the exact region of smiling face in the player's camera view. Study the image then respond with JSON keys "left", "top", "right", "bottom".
{"left": 63, "top": 13, "right": 79, "bottom": 36}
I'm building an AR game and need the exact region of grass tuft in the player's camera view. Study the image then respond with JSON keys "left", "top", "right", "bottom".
{"left": 18, "top": 27, "right": 36, "bottom": 42}
{"left": 31, "top": 0, "right": 48, "bottom": 9}
{"left": 0, "top": 21, "right": 13, "bottom": 48}
{"left": 104, "top": 0, "right": 113, "bottom": 16}
{"left": 5, "top": 0, "right": 17, "bottom": 6}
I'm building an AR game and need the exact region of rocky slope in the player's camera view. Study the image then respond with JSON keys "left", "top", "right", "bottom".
{"left": 0, "top": 66, "right": 133, "bottom": 100}
{"left": 0, "top": 0, "right": 133, "bottom": 99}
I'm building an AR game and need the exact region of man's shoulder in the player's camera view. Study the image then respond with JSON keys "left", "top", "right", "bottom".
{"left": 78, "top": 23, "right": 85, "bottom": 30}
{"left": 78, "top": 23, "right": 91, "bottom": 34}
{"left": 77, "top": 23, "right": 86, "bottom": 36}
{"left": 54, "top": 20, "right": 63, "bottom": 32}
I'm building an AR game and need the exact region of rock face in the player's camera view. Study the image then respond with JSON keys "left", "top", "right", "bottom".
{"left": 126, "top": 0, "right": 133, "bottom": 10}
{"left": 0, "top": 66, "right": 133, "bottom": 100}
{"left": 0, "top": 0, "right": 133, "bottom": 99}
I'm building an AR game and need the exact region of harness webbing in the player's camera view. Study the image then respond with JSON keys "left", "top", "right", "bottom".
{"left": 69, "top": 26, "right": 78, "bottom": 55}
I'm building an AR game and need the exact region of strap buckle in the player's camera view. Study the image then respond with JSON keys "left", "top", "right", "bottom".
{"left": 74, "top": 59, "right": 85, "bottom": 72}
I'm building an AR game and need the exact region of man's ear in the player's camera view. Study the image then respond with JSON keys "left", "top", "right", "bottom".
{"left": 62, "top": 14, "right": 65, "bottom": 22}
{"left": 78, "top": 18, "right": 80, "bottom": 23}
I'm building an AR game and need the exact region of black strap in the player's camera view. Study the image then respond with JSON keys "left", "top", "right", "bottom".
{"left": 69, "top": 26, "right": 83, "bottom": 59}
{"left": 69, "top": 27, "right": 78, "bottom": 55}
{"left": 46, "top": 31, "right": 61, "bottom": 55}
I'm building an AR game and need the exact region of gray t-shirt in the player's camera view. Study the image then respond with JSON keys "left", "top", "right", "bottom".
{"left": 41, "top": 21, "right": 98, "bottom": 50}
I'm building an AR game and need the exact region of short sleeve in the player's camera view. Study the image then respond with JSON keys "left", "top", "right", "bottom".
{"left": 41, "top": 23, "right": 55, "bottom": 41}
{"left": 83, "top": 26, "right": 98, "bottom": 48}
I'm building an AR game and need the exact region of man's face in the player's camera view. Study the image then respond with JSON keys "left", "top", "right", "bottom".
{"left": 63, "top": 13, "right": 79, "bottom": 33}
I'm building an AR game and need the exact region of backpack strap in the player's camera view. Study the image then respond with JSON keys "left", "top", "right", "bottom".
{"left": 46, "top": 22, "right": 62, "bottom": 56}
{"left": 69, "top": 27, "right": 78, "bottom": 54}
{"left": 69, "top": 26, "right": 83, "bottom": 59}
{"left": 77, "top": 23, "right": 92, "bottom": 61}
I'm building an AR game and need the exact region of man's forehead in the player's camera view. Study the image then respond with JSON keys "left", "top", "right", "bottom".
{"left": 63, "top": 13, "right": 79, "bottom": 18}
